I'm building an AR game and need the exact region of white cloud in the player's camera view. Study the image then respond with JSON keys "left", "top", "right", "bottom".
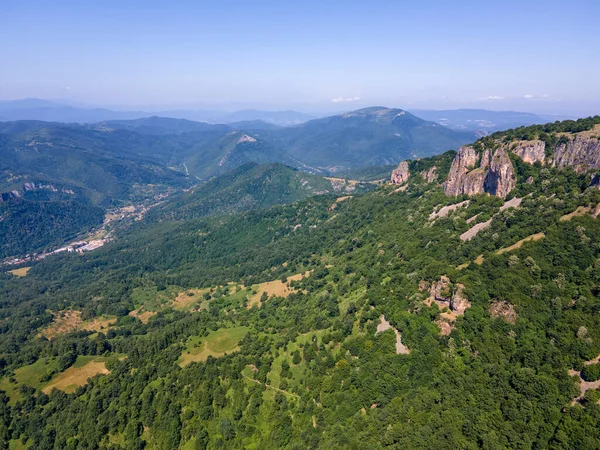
{"left": 523, "top": 93, "right": 552, "bottom": 100}
{"left": 331, "top": 96, "right": 361, "bottom": 103}
{"left": 485, "top": 95, "right": 504, "bottom": 100}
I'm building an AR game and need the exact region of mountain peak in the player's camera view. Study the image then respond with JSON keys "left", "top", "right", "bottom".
{"left": 337, "top": 106, "right": 410, "bottom": 123}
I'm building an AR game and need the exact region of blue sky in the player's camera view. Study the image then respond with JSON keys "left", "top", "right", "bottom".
{"left": 1, "top": 0, "right": 599, "bottom": 115}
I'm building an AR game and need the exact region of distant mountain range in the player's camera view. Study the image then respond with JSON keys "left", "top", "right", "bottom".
{"left": 408, "top": 108, "right": 572, "bottom": 132}
{"left": 0, "top": 98, "right": 574, "bottom": 132}
{"left": 0, "top": 99, "right": 314, "bottom": 126}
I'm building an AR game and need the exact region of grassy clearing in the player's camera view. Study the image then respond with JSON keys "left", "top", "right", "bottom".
{"left": 0, "top": 355, "right": 122, "bottom": 401}
{"left": 560, "top": 206, "right": 591, "bottom": 221}
{"left": 241, "top": 330, "right": 330, "bottom": 441}
{"left": 467, "top": 233, "right": 545, "bottom": 267}
{"left": 172, "top": 288, "right": 210, "bottom": 311}
{"left": 128, "top": 309, "right": 156, "bottom": 323}
{"left": 338, "top": 286, "right": 366, "bottom": 315}
{"left": 8, "top": 439, "right": 28, "bottom": 450}
{"left": 8, "top": 267, "right": 31, "bottom": 277}
{"left": 130, "top": 285, "right": 178, "bottom": 311}
{"left": 246, "top": 271, "right": 310, "bottom": 309}
{"left": 42, "top": 355, "right": 118, "bottom": 394}
{"left": 39, "top": 310, "right": 116, "bottom": 339}
{"left": 0, "top": 357, "right": 59, "bottom": 404}
{"left": 496, "top": 233, "right": 545, "bottom": 255}
{"left": 179, "top": 326, "right": 249, "bottom": 367}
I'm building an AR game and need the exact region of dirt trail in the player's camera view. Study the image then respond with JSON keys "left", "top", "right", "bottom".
{"left": 429, "top": 200, "right": 469, "bottom": 220}
{"left": 461, "top": 197, "right": 523, "bottom": 242}
{"left": 376, "top": 315, "right": 410, "bottom": 355}
{"left": 242, "top": 375, "right": 300, "bottom": 398}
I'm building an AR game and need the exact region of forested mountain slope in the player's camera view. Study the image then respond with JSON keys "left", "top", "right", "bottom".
{"left": 148, "top": 162, "right": 373, "bottom": 221}
{"left": 1, "top": 118, "right": 600, "bottom": 448}
{"left": 265, "top": 107, "right": 475, "bottom": 171}
{"left": 0, "top": 109, "right": 473, "bottom": 258}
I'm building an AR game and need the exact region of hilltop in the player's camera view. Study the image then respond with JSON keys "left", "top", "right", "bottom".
{"left": 266, "top": 106, "right": 475, "bottom": 171}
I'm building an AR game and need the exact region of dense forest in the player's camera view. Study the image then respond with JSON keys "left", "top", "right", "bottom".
{"left": 1, "top": 119, "right": 600, "bottom": 449}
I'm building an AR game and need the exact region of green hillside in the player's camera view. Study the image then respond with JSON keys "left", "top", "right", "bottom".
{"left": 1, "top": 119, "right": 600, "bottom": 448}
{"left": 149, "top": 162, "right": 371, "bottom": 221}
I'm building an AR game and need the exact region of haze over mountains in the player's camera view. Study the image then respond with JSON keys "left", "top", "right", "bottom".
{"left": 0, "top": 98, "right": 566, "bottom": 131}
{"left": 0, "top": 99, "right": 315, "bottom": 126}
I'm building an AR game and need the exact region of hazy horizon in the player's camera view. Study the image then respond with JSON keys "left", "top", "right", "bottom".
{"left": 2, "top": 0, "right": 599, "bottom": 116}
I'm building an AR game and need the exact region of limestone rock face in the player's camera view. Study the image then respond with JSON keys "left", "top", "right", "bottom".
{"left": 0, "top": 191, "right": 20, "bottom": 203}
{"left": 443, "top": 146, "right": 487, "bottom": 196}
{"left": 553, "top": 135, "right": 600, "bottom": 173}
{"left": 391, "top": 161, "right": 410, "bottom": 185}
{"left": 444, "top": 145, "right": 516, "bottom": 199}
{"left": 420, "top": 166, "right": 438, "bottom": 183}
{"left": 511, "top": 140, "right": 546, "bottom": 165}
{"left": 450, "top": 284, "right": 471, "bottom": 315}
{"left": 484, "top": 148, "right": 516, "bottom": 198}
{"left": 429, "top": 275, "right": 451, "bottom": 302}
{"left": 480, "top": 148, "right": 492, "bottom": 170}
{"left": 23, "top": 182, "right": 58, "bottom": 192}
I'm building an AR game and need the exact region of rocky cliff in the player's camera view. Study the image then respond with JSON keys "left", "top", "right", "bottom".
{"left": 512, "top": 140, "right": 546, "bottom": 164}
{"left": 443, "top": 146, "right": 488, "bottom": 196}
{"left": 444, "top": 145, "right": 517, "bottom": 198}
{"left": 553, "top": 134, "right": 600, "bottom": 173}
{"left": 444, "top": 132, "right": 600, "bottom": 198}
{"left": 483, "top": 147, "right": 517, "bottom": 198}
{"left": 390, "top": 161, "right": 410, "bottom": 185}
{"left": 420, "top": 166, "right": 438, "bottom": 183}
{"left": 0, "top": 191, "right": 20, "bottom": 203}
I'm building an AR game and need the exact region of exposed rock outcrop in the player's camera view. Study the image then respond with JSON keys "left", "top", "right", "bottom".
{"left": 443, "top": 146, "right": 487, "bottom": 196}
{"left": 441, "top": 128, "right": 599, "bottom": 200}
{"left": 489, "top": 301, "right": 517, "bottom": 323}
{"left": 444, "top": 145, "right": 516, "bottom": 198}
{"left": 511, "top": 140, "right": 546, "bottom": 165}
{"left": 450, "top": 284, "right": 471, "bottom": 315}
{"left": 429, "top": 200, "right": 469, "bottom": 220}
{"left": 429, "top": 275, "right": 452, "bottom": 302}
{"left": 390, "top": 161, "right": 410, "bottom": 185}
{"left": 483, "top": 147, "right": 516, "bottom": 198}
{"left": 424, "top": 276, "right": 471, "bottom": 336}
{"left": 553, "top": 135, "right": 600, "bottom": 173}
{"left": 420, "top": 166, "right": 438, "bottom": 183}
{"left": 23, "top": 182, "right": 59, "bottom": 192}
{"left": 0, "top": 191, "right": 20, "bottom": 203}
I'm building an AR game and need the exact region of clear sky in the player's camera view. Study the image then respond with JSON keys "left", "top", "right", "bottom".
{"left": 1, "top": 0, "right": 599, "bottom": 115}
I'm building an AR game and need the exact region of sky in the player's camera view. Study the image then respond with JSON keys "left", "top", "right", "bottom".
{"left": 1, "top": 0, "right": 599, "bottom": 115}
